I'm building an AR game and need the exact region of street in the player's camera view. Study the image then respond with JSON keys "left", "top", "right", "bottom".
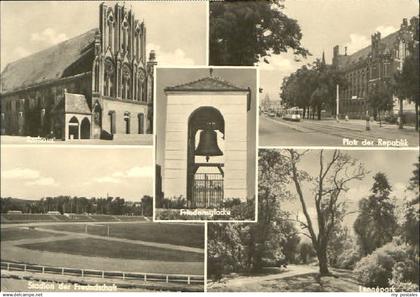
{"left": 259, "top": 115, "right": 419, "bottom": 147}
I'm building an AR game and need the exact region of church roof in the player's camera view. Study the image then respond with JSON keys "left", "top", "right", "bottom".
{"left": 1, "top": 28, "right": 98, "bottom": 94}
{"left": 53, "top": 93, "right": 91, "bottom": 114}
{"left": 338, "top": 31, "right": 399, "bottom": 68}
{"left": 64, "top": 93, "right": 91, "bottom": 114}
{"left": 165, "top": 76, "right": 249, "bottom": 92}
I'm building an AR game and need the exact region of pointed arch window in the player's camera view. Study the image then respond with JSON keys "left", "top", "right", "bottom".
{"left": 107, "top": 12, "right": 114, "bottom": 50}
{"left": 138, "top": 68, "right": 146, "bottom": 102}
{"left": 104, "top": 59, "right": 114, "bottom": 97}
{"left": 122, "top": 64, "right": 131, "bottom": 100}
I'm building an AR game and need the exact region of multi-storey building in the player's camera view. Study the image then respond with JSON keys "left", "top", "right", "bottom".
{"left": 332, "top": 17, "right": 417, "bottom": 119}
{"left": 0, "top": 3, "right": 157, "bottom": 141}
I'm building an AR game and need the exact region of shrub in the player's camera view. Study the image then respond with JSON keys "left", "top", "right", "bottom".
{"left": 336, "top": 246, "right": 361, "bottom": 269}
{"left": 389, "top": 259, "right": 419, "bottom": 292}
{"left": 354, "top": 239, "right": 419, "bottom": 289}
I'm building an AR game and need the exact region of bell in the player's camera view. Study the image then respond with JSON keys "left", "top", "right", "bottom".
{"left": 195, "top": 129, "right": 223, "bottom": 162}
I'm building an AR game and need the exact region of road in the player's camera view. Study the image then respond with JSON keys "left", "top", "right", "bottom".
{"left": 259, "top": 115, "right": 419, "bottom": 147}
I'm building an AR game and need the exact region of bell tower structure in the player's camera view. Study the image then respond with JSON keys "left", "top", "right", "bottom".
{"left": 162, "top": 72, "right": 251, "bottom": 208}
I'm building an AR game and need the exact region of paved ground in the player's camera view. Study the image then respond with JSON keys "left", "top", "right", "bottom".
{"left": 0, "top": 135, "right": 152, "bottom": 145}
{"left": 259, "top": 115, "right": 419, "bottom": 147}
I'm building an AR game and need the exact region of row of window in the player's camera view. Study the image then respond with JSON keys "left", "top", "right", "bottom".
{"left": 108, "top": 111, "right": 146, "bottom": 134}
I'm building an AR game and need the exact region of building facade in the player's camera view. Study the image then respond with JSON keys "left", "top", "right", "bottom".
{"left": 332, "top": 17, "right": 417, "bottom": 119}
{"left": 0, "top": 3, "right": 156, "bottom": 140}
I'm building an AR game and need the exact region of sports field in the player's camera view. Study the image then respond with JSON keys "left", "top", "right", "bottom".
{"left": 40, "top": 222, "right": 204, "bottom": 248}
{"left": 1, "top": 220, "right": 205, "bottom": 277}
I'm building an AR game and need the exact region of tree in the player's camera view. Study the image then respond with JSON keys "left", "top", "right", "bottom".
{"left": 297, "top": 240, "right": 316, "bottom": 264}
{"left": 209, "top": 0, "right": 309, "bottom": 66}
{"left": 286, "top": 149, "right": 366, "bottom": 275}
{"left": 281, "top": 65, "right": 318, "bottom": 118}
{"left": 368, "top": 81, "right": 394, "bottom": 126}
{"left": 393, "top": 19, "right": 419, "bottom": 130}
{"left": 402, "top": 161, "right": 419, "bottom": 248}
{"left": 354, "top": 172, "right": 398, "bottom": 255}
{"left": 207, "top": 149, "right": 297, "bottom": 278}
{"left": 141, "top": 195, "right": 153, "bottom": 216}
{"left": 281, "top": 59, "right": 346, "bottom": 120}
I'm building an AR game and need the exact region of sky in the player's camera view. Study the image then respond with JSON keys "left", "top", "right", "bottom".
{"left": 259, "top": 0, "right": 419, "bottom": 101}
{"left": 279, "top": 149, "right": 419, "bottom": 234}
{"left": 0, "top": 1, "right": 207, "bottom": 71}
{"left": 1, "top": 147, "right": 153, "bottom": 201}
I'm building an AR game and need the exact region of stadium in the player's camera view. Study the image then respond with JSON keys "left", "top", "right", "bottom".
{"left": 1, "top": 211, "right": 205, "bottom": 292}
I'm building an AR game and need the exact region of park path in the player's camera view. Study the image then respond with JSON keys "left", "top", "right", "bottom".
{"left": 221, "top": 265, "right": 318, "bottom": 288}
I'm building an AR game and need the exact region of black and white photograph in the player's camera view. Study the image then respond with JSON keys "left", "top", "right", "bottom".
{"left": 0, "top": 1, "right": 207, "bottom": 145}
{"left": 1, "top": 0, "right": 419, "bottom": 296}
{"left": 209, "top": 0, "right": 419, "bottom": 147}
{"left": 207, "top": 149, "right": 419, "bottom": 292}
{"left": 154, "top": 67, "right": 257, "bottom": 221}
{"left": 0, "top": 147, "right": 205, "bottom": 292}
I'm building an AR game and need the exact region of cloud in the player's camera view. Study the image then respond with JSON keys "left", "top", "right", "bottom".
{"left": 26, "top": 177, "right": 58, "bottom": 187}
{"left": 31, "top": 28, "right": 68, "bottom": 46}
{"left": 15, "top": 46, "right": 31, "bottom": 59}
{"left": 345, "top": 25, "right": 397, "bottom": 55}
{"left": 93, "top": 166, "right": 153, "bottom": 184}
{"left": 93, "top": 176, "right": 122, "bottom": 184}
{"left": 376, "top": 25, "right": 397, "bottom": 37}
{"left": 345, "top": 33, "right": 370, "bottom": 54}
{"left": 259, "top": 55, "right": 297, "bottom": 72}
{"left": 146, "top": 43, "right": 194, "bottom": 65}
{"left": 2, "top": 168, "right": 40, "bottom": 180}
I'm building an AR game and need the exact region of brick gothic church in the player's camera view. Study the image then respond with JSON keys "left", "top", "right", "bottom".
{"left": 0, "top": 3, "right": 157, "bottom": 140}
{"left": 332, "top": 17, "right": 418, "bottom": 119}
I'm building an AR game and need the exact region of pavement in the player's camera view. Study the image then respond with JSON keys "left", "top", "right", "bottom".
{"left": 259, "top": 115, "right": 419, "bottom": 147}
{"left": 0, "top": 135, "right": 153, "bottom": 145}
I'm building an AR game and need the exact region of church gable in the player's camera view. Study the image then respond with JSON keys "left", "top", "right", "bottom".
{"left": 92, "top": 3, "right": 149, "bottom": 101}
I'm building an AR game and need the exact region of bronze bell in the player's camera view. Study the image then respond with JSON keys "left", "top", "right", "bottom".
{"left": 195, "top": 129, "right": 223, "bottom": 162}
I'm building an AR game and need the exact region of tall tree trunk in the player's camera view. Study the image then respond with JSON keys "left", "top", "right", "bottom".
{"left": 317, "top": 246, "right": 330, "bottom": 276}
{"left": 415, "top": 99, "right": 419, "bottom": 131}
{"left": 317, "top": 105, "right": 321, "bottom": 120}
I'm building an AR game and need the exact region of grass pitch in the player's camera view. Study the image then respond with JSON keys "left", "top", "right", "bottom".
{"left": 41, "top": 222, "right": 204, "bottom": 248}
{"left": 19, "top": 238, "right": 204, "bottom": 262}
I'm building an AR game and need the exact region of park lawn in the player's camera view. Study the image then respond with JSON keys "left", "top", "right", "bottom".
{"left": 0, "top": 228, "right": 63, "bottom": 241}
{"left": 42, "top": 223, "right": 204, "bottom": 248}
{"left": 19, "top": 238, "right": 204, "bottom": 262}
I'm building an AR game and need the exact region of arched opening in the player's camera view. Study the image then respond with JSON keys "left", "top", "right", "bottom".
{"left": 109, "top": 111, "right": 116, "bottom": 135}
{"left": 187, "top": 106, "right": 225, "bottom": 208}
{"left": 92, "top": 102, "right": 102, "bottom": 139}
{"left": 80, "top": 117, "right": 90, "bottom": 139}
{"left": 68, "top": 116, "right": 79, "bottom": 139}
{"left": 138, "top": 113, "right": 144, "bottom": 134}
{"left": 124, "top": 112, "right": 130, "bottom": 134}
